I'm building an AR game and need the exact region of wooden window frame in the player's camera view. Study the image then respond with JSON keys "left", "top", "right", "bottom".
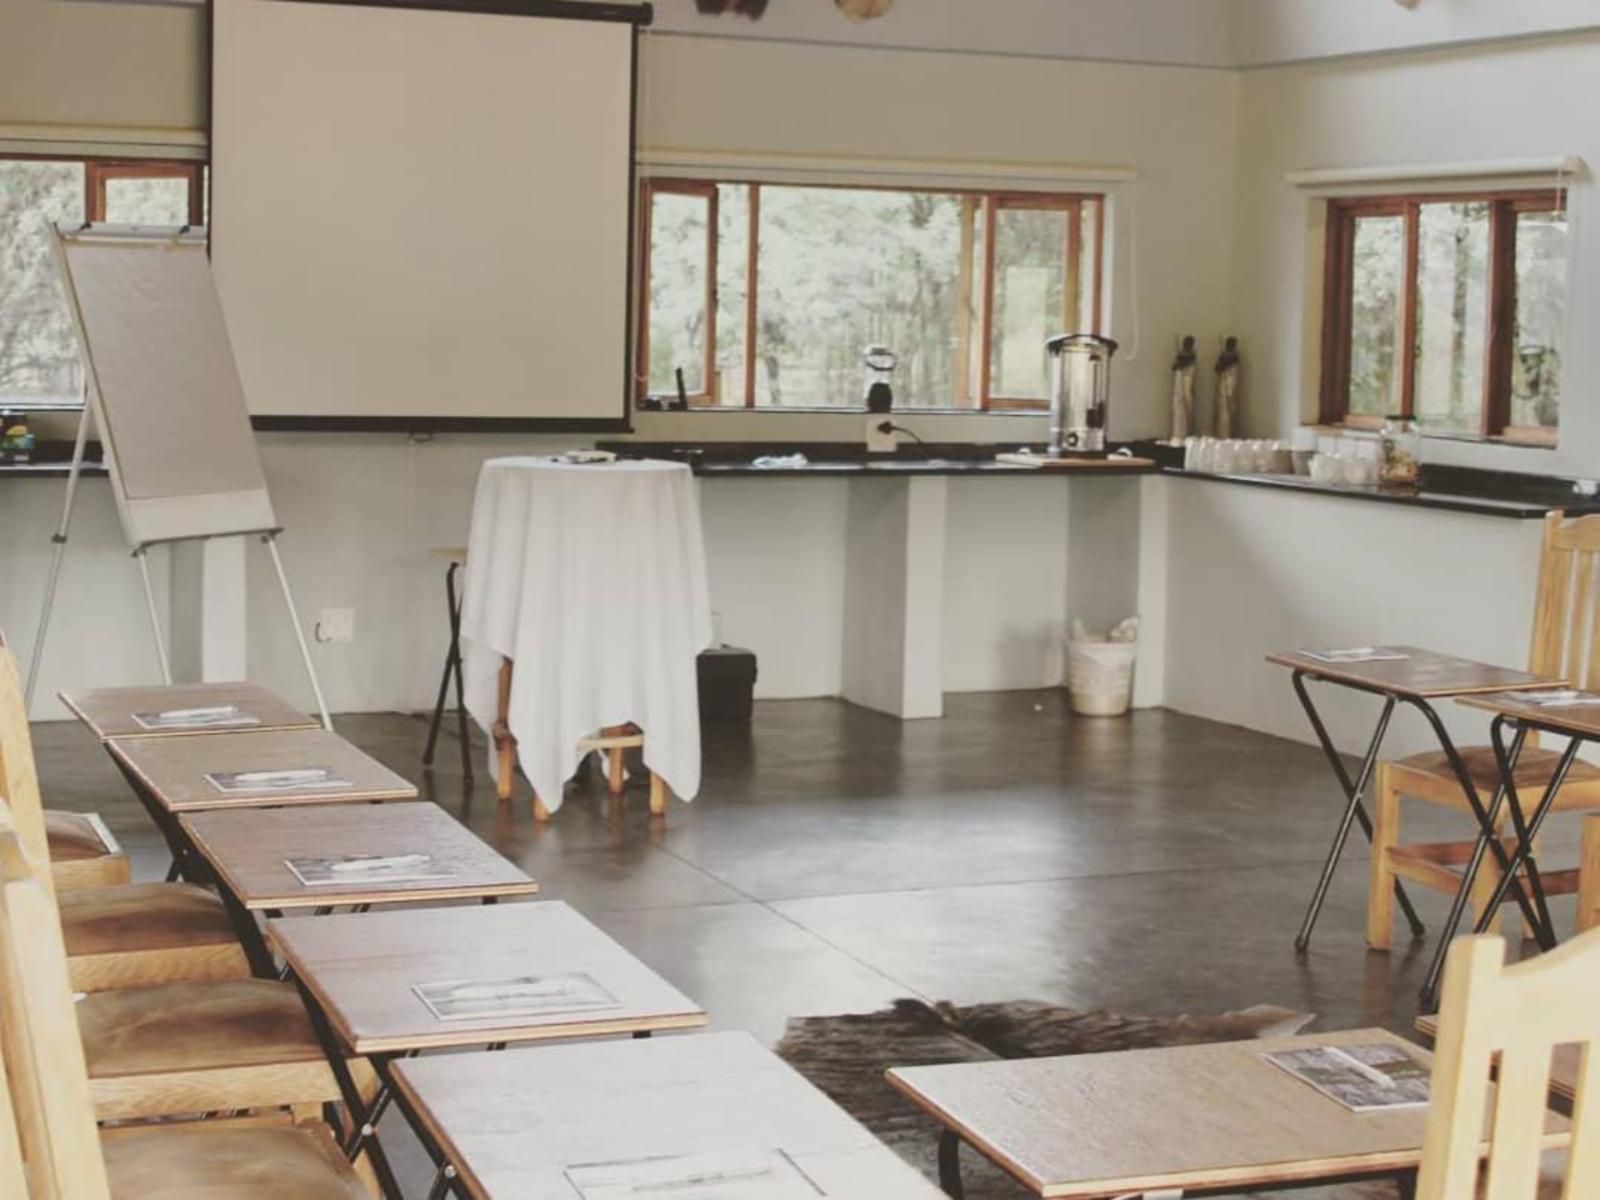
{"left": 636, "top": 179, "right": 1106, "bottom": 412}
{"left": 1319, "top": 188, "right": 1565, "bottom": 444}
{"left": 85, "top": 160, "right": 206, "bottom": 225}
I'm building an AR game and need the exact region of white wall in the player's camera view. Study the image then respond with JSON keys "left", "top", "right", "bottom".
{"left": 1232, "top": 0, "right": 1600, "bottom": 67}
{"left": 1160, "top": 476, "right": 1544, "bottom": 757}
{"left": 1231, "top": 33, "right": 1600, "bottom": 478}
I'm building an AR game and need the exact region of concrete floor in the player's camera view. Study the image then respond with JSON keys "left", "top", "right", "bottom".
{"left": 32, "top": 692, "right": 1581, "bottom": 1197}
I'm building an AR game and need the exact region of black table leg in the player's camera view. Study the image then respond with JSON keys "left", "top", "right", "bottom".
{"left": 1293, "top": 675, "right": 1422, "bottom": 951}
{"left": 1411, "top": 705, "right": 1547, "bottom": 1009}
{"left": 447, "top": 562, "right": 473, "bottom": 783}
{"left": 1471, "top": 718, "right": 1580, "bottom": 946}
{"left": 423, "top": 562, "right": 468, "bottom": 776}
{"left": 426, "top": 1165, "right": 459, "bottom": 1200}
{"left": 937, "top": 1129, "right": 965, "bottom": 1199}
{"left": 289, "top": 974, "right": 405, "bottom": 1200}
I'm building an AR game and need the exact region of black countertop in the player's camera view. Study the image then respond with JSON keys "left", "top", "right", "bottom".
{"left": 1164, "top": 468, "right": 1599, "bottom": 520}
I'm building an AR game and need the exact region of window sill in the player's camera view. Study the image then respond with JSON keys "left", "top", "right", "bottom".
{"left": 1315, "top": 423, "right": 1558, "bottom": 450}
{"left": 639, "top": 405, "right": 1047, "bottom": 417}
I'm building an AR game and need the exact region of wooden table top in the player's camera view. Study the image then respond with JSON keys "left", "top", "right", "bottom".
{"left": 108, "top": 728, "right": 417, "bottom": 813}
{"left": 390, "top": 1031, "right": 945, "bottom": 1199}
{"left": 1414, "top": 1013, "right": 1580, "bottom": 1105}
{"left": 269, "top": 901, "right": 707, "bottom": 1054}
{"left": 178, "top": 802, "right": 538, "bottom": 910}
{"left": 59, "top": 681, "right": 317, "bottom": 741}
{"left": 886, "top": 1028, "right": 1566, "bottom": 1199}
{"left": 1266, "top": 646, "right": 1557, "bottom": 700}
{"left": 1458, "top": 690, "right": 1600, "bottom": 739}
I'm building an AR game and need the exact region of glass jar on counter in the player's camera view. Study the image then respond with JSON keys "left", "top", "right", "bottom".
{"left": 1379, "top": 414, "right": 1421, "bottom": 489}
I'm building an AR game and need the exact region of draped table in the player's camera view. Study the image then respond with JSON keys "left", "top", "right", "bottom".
{"left": 459, "top": 458, "right": 712, "bottom": 813}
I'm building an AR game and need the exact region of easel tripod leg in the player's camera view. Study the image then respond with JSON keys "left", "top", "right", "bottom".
{"left": 264, "top": 533, "right": 334, "bottom": 731}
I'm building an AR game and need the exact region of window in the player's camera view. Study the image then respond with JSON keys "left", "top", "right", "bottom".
{"left": 1320, "top": 190, "right": 1567, "bottom": 443}
{"left": 638, "top": 180, "right": 1105, "bottom": 410}
{"left": 0, "top": 156, "right": 205, "bottom": 409}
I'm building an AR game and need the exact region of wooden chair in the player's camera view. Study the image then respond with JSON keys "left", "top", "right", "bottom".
{"left": 1418, "top": 929, "right": 1598, "bottom": 1199}
{"left": 0, "top": 631, "right": 129, "bottom": 891}
{"left": 0, "top": 645, "right": 250, "bottom": 992}
{"left": 0, "top": 789, "right": 374, "bottom": 1128}
{"left": 1370, "top": 512, "right": 1600, "bottom": 949}
{"left": 493, "top": 658, "right": 670, "bottom": 820}
{"left": 1577, "top": 815, "right": 1600, "bottom": 935}
{"left": 0, "top": 821, "right": 372, "bottom": 1200}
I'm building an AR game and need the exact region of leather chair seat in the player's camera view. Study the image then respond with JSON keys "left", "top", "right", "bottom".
{"left": 78, "top": 979, "right": 326, "bottom": 1079}
{"left": 44, "top": 809, "right": 117, "bottom": 860}
{"left": 1395, "top": 744, "right": 1600, "bottom": 795}
{"left": 102, "top": 1123, "right": 369, "bottom": 1199}
{"left": 60, "top": 882, "right": 238, "bottom": 957}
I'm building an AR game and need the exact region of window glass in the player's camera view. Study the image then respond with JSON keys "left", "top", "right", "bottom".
{"left": 753, "top": 186, "right": 963, "bottom": 408}
{"left": 102, "top": 175, "right": 191, "bottom": 225}
{"left": 1511, "top": 208, "right": 1567, "bottom": 432}
{"left": 1346, "top": 213, "right": 1405, "bottom": 419}
{"left": 645, "top": 190, "right": 710, "bottom": 397}
{"left": 714, "top": 183, "right": 750, "bottom": 406}
{"left": 0, "top": 160, "right": 87, "bottom": 406}
{"left": 989, "top": 206, "right": 1067, "bottom": 400}
{"left": 1078, "top": 199, "right": 1100, "bottom": 335}
{"left": 1414, "top": 201, "right": 1489, "bottom": 435}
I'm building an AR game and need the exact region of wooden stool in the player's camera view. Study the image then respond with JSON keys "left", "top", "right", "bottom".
{"left": 492, "top": 659, "right": 669, "bottom": 820}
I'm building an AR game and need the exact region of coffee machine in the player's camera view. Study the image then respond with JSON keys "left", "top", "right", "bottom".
{"left": 1045, "top": 333, "right": 1118, "bottom": 456}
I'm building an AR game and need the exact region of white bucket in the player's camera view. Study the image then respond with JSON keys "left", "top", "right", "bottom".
{"left": 1066, "top": 639, "right": 1138, "bottom": 716}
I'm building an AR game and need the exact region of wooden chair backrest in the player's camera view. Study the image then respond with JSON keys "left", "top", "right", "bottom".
{"left": 0, "top": 915, "right": 31, "bottom": 1200}
{"left": 0, "top": 644, "right": 53, "bottom": 900}
{"left": 0, "top": 800, "right": 111, "bottom": 1200}
{"left": 1530, "top": 511, "right": 1600, "bottom": 689}
{"left": 1418, "top": 930, "right": 1600, "bottom": 1200}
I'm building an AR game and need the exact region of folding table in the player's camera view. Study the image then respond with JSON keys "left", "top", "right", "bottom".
{"left": 887, "top": 1028, "right": 1566, "bottom": 1199}
{"left": 391, "top": 1031, "right": 945, "bottom": 1200}
{"left": 106, "top": 727, "right": 417, "bottom": 879}
{"left": 269, "top": 901, "right": 708, "bottom": 1200}
{"left": 1266, "top": 647, "right": 1556, "bottom": 954}
{"left": 1409, "top": 689, "right": 1600, "bottom": 1005}
{"left": 60, "top": 680, "right": 317, "bottom": 741}
{"left": 179, "top": 800, "right": 538, "bottom": 973}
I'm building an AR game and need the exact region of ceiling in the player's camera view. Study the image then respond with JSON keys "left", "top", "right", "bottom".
{"left": 645, "top": 0, "right": 1600, "bottom": 70}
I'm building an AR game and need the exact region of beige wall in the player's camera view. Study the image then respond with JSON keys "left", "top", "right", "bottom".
{"left": 0, "top": 0, "right": 205, "bottom": 131}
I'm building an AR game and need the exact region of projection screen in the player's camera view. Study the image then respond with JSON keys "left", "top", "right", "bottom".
{"left": 210, "top": 0, "right": 646, "bottom": 430}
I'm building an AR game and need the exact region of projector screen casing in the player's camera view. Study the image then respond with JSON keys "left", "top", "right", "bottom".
{"left": 211, "top": 0, "right": 648, "bottom": 432}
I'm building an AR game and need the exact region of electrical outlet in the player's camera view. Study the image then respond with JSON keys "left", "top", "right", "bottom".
{"left": 315, "top": 607, "right": 355, "bottom": 644}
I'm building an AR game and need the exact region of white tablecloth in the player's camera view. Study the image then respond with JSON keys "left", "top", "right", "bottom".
{"left": 459, "top": 458, "right": 712, "bottom": 811}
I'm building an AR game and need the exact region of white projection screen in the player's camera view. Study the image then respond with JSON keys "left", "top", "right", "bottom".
{"left": 210, "top": 0, "right": 645, "bottom": 429}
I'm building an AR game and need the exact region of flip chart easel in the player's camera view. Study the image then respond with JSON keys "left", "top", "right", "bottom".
{"left": 27, "top": 224, "right": 331, "bottom": 730}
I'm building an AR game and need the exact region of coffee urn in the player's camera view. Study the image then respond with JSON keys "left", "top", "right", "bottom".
{"left": 1045, "top": 333, "right": 1118, "bottom": 456}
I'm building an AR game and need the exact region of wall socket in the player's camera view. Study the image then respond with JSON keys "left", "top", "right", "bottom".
{"left": 315, "top": 607, "right": 355, "bottom": 644}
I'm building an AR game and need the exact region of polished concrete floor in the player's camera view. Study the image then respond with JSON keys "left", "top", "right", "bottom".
{"left": 33, "top": 692, "right": 1579, "bottom": 1197}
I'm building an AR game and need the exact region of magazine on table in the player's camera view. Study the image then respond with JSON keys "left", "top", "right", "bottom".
{"left": 132, "top": 705, "right": 262, "bottom": 731}
{"left": 1264, "top": 1043, "right": 1430, "bottom": 1112}
{"left": 1515, "top": 689, "right": 1600, "bottom": 709}
{"left": 284, "top": 854, "right": 456, "bottom": 887}
{"left": 1299, "top": 647, "right": 1409, "bottom": 665}
{"left": 564, "top": 1148, "right": 824, "bottom": 1199}
{"left": 412, "top": 971, "right": 620, "bottom": 1023}
{"left": 205, "top": 767, "right": 353, "bottom": 794}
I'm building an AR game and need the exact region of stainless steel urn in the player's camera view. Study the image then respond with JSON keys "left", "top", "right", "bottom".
{"left": 1045, "top": 333, "right": 1119, "bottom": 456}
